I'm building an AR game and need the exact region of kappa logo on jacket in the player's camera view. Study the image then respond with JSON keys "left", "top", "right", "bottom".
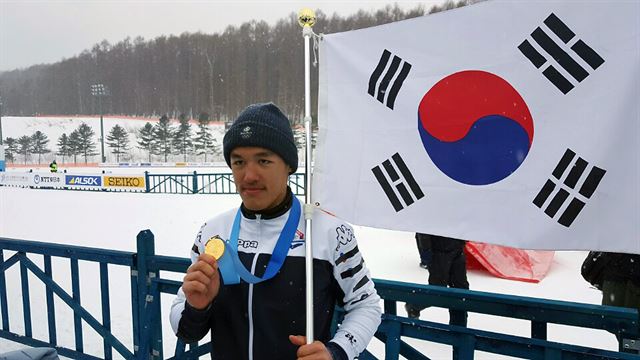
{"left": 335, "top": 225, "right": 355, "bottom": 252}
{"left": 238, "top": 239, "right": 259, "bottom": 249}
{"left": 344, "top": 332, "right": 357, "bottom": 345}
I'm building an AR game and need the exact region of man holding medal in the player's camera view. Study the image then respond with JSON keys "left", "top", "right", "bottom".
{"left": 170, "top": 103, "right": 381, "bottom": 360}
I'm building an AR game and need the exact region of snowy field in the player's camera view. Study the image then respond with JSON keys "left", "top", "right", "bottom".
{"left": 0, "top": 177, "right": 617, "bottom": 359}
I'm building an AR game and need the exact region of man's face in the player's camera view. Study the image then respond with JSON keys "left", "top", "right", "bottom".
{"left": 230, "top": 146, "right": 291, "bottom": 211}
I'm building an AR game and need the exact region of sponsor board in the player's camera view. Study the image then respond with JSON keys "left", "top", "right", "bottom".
{"left": 65, "top": 175, "right": 102, "bottom": 187}
{"left": 32, "top": 174, "right": 63, "bottom": 185}
{"left": 104, "top": 176, "right": 145, "bottom": 188}
{"left": 0, "top": 173, "right": 31, "bottom": 186}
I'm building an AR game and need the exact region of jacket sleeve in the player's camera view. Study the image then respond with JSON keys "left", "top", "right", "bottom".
{"left": 328, "top": 223, "right": 382, "bottom": 360}
{"left": 170, "top": 222, "right": 214, "bottom": 342}
{"left": 171, "top": 289, "right": 215, "bottom": 342}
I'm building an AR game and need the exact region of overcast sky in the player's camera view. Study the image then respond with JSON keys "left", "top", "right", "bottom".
{"left": 0, "top": 0, "right": 444, "bottom": 72}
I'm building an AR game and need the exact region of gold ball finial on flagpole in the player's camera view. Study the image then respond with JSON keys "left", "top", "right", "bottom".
{"left": 298, "top": 8, "right": 316, "bottom": 28}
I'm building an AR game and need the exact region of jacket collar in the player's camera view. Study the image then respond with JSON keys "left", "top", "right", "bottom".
{"left": 240, "top": 187, "right": 293, "bottom": 220}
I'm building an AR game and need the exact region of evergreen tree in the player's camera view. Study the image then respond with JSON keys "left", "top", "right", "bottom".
{"left": 137, "top": 122, "right": 157, "bottom": 162}
{"left": 3, "top": 137, "right": 18, "bottom": 163}
{"left": 17, "top": 135, "right": 33, "bottom": 164}
{"left": 76, "top": 122, "right": 99, "bottom": 163}
{"left": 153, "top": 115, "right": 174, "bottom": 162}
{"left": 56, "top": 133, "right": 72, "bottom": 164}
{"left": 31, "top": 130, "right": 51, "bottom": 164}
{"left": 106, "top": 124, "right": 130, "bottom": 162}
{"left": 193, "top": 116, "right": 218, "bottom": 162}
{"left": 68, "top": 130, "right": 81, "bottom": 164}
{"left": 173, "top": 113, "right": 193, "bottom": 162}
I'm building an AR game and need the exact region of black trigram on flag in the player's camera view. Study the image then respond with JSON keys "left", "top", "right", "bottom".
{"left": 371, "top": 153, "right": 424, "bottom": 212}
{"left": 533, "top": 148, "right": 606, "bottom": 227}
{"left": 518, "top": 13, "right": 605, "bottom": 94}
{"left": 367, "top": 49, "right": 412, "bottom": 110}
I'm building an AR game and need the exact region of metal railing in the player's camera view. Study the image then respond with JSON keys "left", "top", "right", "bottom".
{"left": 1, "top": 232, "right": 638, "bottom": 359}
{"left": 0, "top": 171, "right": 307, "bottom": 196}
{"left": 144, "top": 172, "right": 305, "bottom": 196}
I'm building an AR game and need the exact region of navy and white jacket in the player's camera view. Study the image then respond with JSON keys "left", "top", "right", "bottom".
{"left": 170, "top": 192, "right": 381, "bottom": 360}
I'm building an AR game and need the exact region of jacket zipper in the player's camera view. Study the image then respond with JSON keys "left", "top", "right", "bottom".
{"left": 247, "top": 214, "right": 261, "bottom": 360}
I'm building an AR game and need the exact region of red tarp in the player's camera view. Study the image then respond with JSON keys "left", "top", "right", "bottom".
{"left": 465, "top": 241, "right": 555, "bottom": 283}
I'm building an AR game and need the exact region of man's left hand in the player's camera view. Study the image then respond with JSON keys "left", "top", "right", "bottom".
{"left": 289, "top": 335, "right": 332, "bottom": 360}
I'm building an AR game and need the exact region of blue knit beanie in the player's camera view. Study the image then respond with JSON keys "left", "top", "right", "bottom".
{"left": 223, "top": 103, "right": 298, "bottom": 173}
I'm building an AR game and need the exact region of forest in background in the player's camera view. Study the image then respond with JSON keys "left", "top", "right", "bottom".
{"left": 0, "top": 1, "right": 470, "bottom": 123}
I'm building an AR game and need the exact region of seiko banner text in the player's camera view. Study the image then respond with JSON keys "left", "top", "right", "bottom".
{"left": 104, "top": 176, "right": 145, "bottom": 188}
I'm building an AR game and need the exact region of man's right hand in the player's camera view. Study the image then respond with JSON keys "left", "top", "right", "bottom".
{"left": 182, "top": 254, "right": 220, "bottom": 310}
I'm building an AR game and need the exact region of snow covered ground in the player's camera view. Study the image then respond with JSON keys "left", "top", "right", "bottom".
{"left": 0, "top": 176, "right": 617, "bottom": 359}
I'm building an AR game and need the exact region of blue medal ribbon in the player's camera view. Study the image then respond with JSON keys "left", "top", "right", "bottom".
{"left": 222, "top": 197, "right": 301, "bottom": 284}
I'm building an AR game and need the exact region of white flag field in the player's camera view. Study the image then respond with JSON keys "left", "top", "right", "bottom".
{"left": 313, "top": 1, "right": 640, "bottom": 254}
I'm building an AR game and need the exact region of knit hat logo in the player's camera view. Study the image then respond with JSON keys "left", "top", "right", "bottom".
{"left": 240, "top": 126, "right": 253, "bottom": 139}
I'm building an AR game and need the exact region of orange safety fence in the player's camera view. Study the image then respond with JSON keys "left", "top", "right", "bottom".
{"left": 7, "top": 162, "right": 99, "bottom": 168}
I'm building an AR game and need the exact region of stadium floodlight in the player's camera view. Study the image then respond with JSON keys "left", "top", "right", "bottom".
{"left": 0, "top": 96, "right": 3, "bottom": 145}
{"left": 90, "top": 84, "right": 109, "bottom": 163}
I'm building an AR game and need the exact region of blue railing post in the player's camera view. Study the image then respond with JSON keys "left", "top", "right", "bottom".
{"left": 20, "top": 254, "right": 32, "bottom": 338}
{"left": 100, "top": 262, "right": 112, "bottom": 359}
{"left": 384, "top": 321, "right": 402, "bottom": 360}
{"left": 0, "top": 250, "right": 9, "bottom": 331}
{"left": 192, "top": 171, "right": 198, "bottom": 194}
{"left": 144, "top": 171, "right": 150, "bottom": 193}
{"left": 454, "top": 334, "right": 476, "bottom": 360}
{"left": 71, "top": 258, "right": 83, "bottom": 352}
{"left": 136, "top": 230, "right": 155, "bottom": 360}
{"left": 532, "top": 320, "right": 547, "bottom": 340}
{"left": 44, "top": 255, "right": 57, "bottom": 346}
{"left": 136, "top": 230, "right": 162, "bottom": 360}
{"left": 384, "top": 299, "right": 397, "bottom": 316}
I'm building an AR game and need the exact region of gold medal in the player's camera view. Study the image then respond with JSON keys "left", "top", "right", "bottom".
{"left": 204, "top": 237, "right": 225, "bottom": 260}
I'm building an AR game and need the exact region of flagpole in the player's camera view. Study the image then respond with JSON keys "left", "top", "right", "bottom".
{"left": 298, "top": 8, "right": 316, "bottom": 344}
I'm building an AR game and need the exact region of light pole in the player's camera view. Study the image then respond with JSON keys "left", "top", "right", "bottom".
{"left": 90, "top": 84, "right": 108, "bottom": 163}
{"left": 0, "top": 96, "right": 4, "bottom": 172}
{"left": 0, "top": 96, "right": 3, "bottom": 146}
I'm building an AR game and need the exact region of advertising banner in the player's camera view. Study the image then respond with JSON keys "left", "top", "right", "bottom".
{"left": 0, "top": 172, "right": 31, "bottom": 187}
{"left": 103, "top": 175, "right": 145, "bottom": 189}
{"left": 65, "top": 174, "right": 103, "bottom": 189}
{"left": 31, "top": 173, "right": 64, "bottom": 188}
